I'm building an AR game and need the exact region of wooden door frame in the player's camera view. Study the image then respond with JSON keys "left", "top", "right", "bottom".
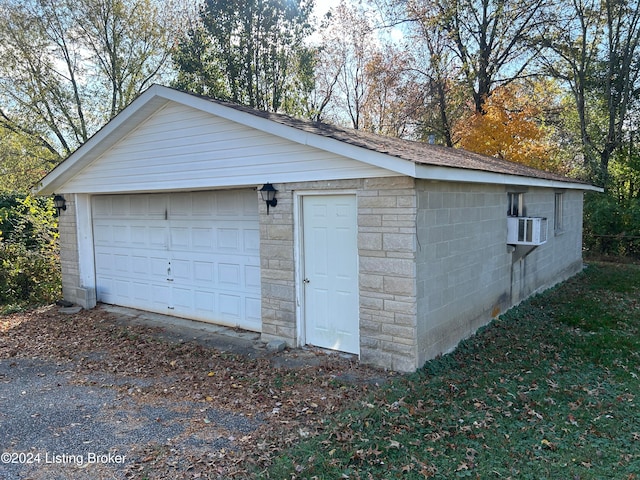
{"left": 293, "top": 190, "right": 359, "bottom": 352}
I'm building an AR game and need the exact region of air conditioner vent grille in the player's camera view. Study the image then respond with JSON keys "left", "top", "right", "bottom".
{"left": 507, "top": 217, "right": 548, "bottom": 245}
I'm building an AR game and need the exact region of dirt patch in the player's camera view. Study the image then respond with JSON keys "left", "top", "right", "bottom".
{"left": 0, "top": 305, "right": 394, "bottom": 479}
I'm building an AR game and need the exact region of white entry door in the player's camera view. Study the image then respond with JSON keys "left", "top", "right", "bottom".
{"left": 302, "top": 195, "right": 359, "bottom": 354}
{"left": 92, "top": 190, "right": 261, "bottom": 331}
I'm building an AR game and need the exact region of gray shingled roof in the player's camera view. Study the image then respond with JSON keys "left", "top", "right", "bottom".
{"left": 203, "top": 94, "right": 587, "bottom": 186}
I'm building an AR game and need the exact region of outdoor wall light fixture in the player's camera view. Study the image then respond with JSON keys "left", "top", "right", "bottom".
{"left": 53, "top": 194, "right": 67, "bottom": 216}
{"left": 259, "top": 183, "right": 278, "bottom": 215}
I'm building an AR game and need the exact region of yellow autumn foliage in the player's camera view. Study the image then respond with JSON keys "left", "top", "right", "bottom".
{"left": 454, "top": 82, "right": 565, "bottom": 173}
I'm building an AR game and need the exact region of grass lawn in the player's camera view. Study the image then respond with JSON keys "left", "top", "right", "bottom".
{"left": 263, "top": 262, "right": 640, "bottom": 479}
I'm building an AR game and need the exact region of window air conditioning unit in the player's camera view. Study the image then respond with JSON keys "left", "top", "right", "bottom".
{"left": 507, "top": 217, "right": 548, "bottom": 245}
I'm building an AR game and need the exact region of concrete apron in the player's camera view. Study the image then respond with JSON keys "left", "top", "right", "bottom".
{"left": 82, "top": 304, "right": 357, "bottom": 369}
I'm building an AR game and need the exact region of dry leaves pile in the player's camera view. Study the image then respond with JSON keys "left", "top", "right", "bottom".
{"left": 0, "top": 305, "right": 391, "bottom": 479}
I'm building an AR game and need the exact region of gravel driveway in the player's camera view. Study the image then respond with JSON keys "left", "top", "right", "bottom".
{"left": 0, "top": 306, "right": 388, "bottom": 479}
{"left": 0, "top": 357, "right": 259, "bottom": 479}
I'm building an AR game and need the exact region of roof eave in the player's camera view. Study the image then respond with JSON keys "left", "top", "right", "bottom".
{"left": 34, "top": 84, "right": 602, "bottom": 195}
{"left": 188, "top": 95, "right": 598, "bottom": 190}
{"left": 415, "top": 164, "right": 604, "bottom": 191}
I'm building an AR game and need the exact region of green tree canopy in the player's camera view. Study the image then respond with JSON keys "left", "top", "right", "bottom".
{"left": 540, "top": 0, "right": 640, "bottom": 185}
{"left": 172, "top": 0, "right": 315, "bottom": 114}
{"left": 0, "top": 126, "right": 58, "bottom": 194}
{"left": 0, "top": 0, "right": 179, "bottom": 160}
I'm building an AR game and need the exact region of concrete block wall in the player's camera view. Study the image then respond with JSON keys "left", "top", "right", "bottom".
{"left": 415, "top": 181, "right": 510, "bottom": 366}
{"left": 57, "top": 194, "right": 82, "bottom": 305}
{"left": 553, "top": 189, "right": 584, "bottom": 272}
{"left": 56, "top": 194, "right": 97, "bottom": 309}
{"left": 358, "top": 177, "right": 418, "bottom": 372}
{"left": 259, "top": 177, "right": 419, "bottom": 372}
{"left": 258, "top": 182, "right": 297, "bottom": 345}
{"left": 510, "top": 188, "right": 584, "bottom": 303}
{"left": 414, "top": 182, "right": 584, "bottom": 367}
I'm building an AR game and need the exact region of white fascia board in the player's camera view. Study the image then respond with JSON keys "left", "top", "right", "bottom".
{"left": 35, "top": 86, "right": 171, "bottom": 195}
{"left": 415, "top": 164, "right": 604, "bottom": 192}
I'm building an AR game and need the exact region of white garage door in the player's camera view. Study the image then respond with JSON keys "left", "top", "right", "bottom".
{"left": 92, "top": 190, "right": 261, "bottom": 331}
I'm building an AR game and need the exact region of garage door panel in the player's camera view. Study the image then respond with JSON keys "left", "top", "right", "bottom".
{"left": 151, "top": 284, "right": 170, "bottom": 305}
{"left": 113, "top": 254, "right": 131, "bottom": 273}
{"left": 192, "top": 228, "right": 214, "bottom": 249}
{"left": 114, "top": 278, "right": 131, "bottom": 299}
{"left": 169, "top": 193, "right": 191, "bottom": 216}
{"left": 129, "top": 195, "right": 149, "bottom": 214}
{"left": 96, "top": 277, "right": 113, "bottom": 301}
{"left": 148, "top": 257, "right": 168, "bottom": 277}
{"left": 170, "top": 259, "right": 191, "bottom": 280}
{"left": 245, "top": 265, "right": 261, "bottom": 288}
{"left": 246, "top": 298, "right": 261, "bottom": 324}
{"left": 243, "top": 192, "right": 258, "bottom": 215}
{"left": 172, "top": 287, "right": 193, "bottom": 309}
{"left": 149, "top": 227, "right": 167, "bottom": 248}
{"left": 218, "top": 192, "right": 241, "bottom": 215}
{"left": 170, "top": 227, "right": 190, "bottom": 249}
{"left": 148, "top": 196, "right": 168, "bottom": 217}
{"left": 95, "top": 252, "right": 113, "bottom": 272}
{"left": 244, "top": 229, "right": 260, "bottom": 252}
{"left": 219, "top": 294, "right": 241, "bottom": 318}
{"left": 191, "top": 191, "right": 214, "bottom": 215}
{"left": 111, "top": 196, "right": 130, "bottom": 215}
{"left": 98, "top": 250, "right": 166, "bottom": 279}
{"left": 112, "top": 225, "right": 130, "bottom": 244}
{"left": 92, "top": 190, "right": 261, "bottom": 331}
{"left": 194, "top": 291, "right": 215, "bottom": 312}
{"left": 93, "top": 224, "right": 113, "bottom": 244}
{"left": 218, "top": 228, "right": 240, "bottom": 250}
{"left": 219, "top": 263, "right": 240, "bottom": 286}
{"left": 193, "top": 261, "right": 214, "bottom": 282}
{"left": 130, "top": 256, "right": 148, "bottom": 274}
{"left": 130, "top": 226, "right": 147, "bottom": 244}
{"left": 131, "top": 281, "right": 151, "bottom": 301}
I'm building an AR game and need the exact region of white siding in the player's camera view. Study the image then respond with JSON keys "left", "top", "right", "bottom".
{"left": 62, "top": 102, "right": 394, "bottom": 193}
